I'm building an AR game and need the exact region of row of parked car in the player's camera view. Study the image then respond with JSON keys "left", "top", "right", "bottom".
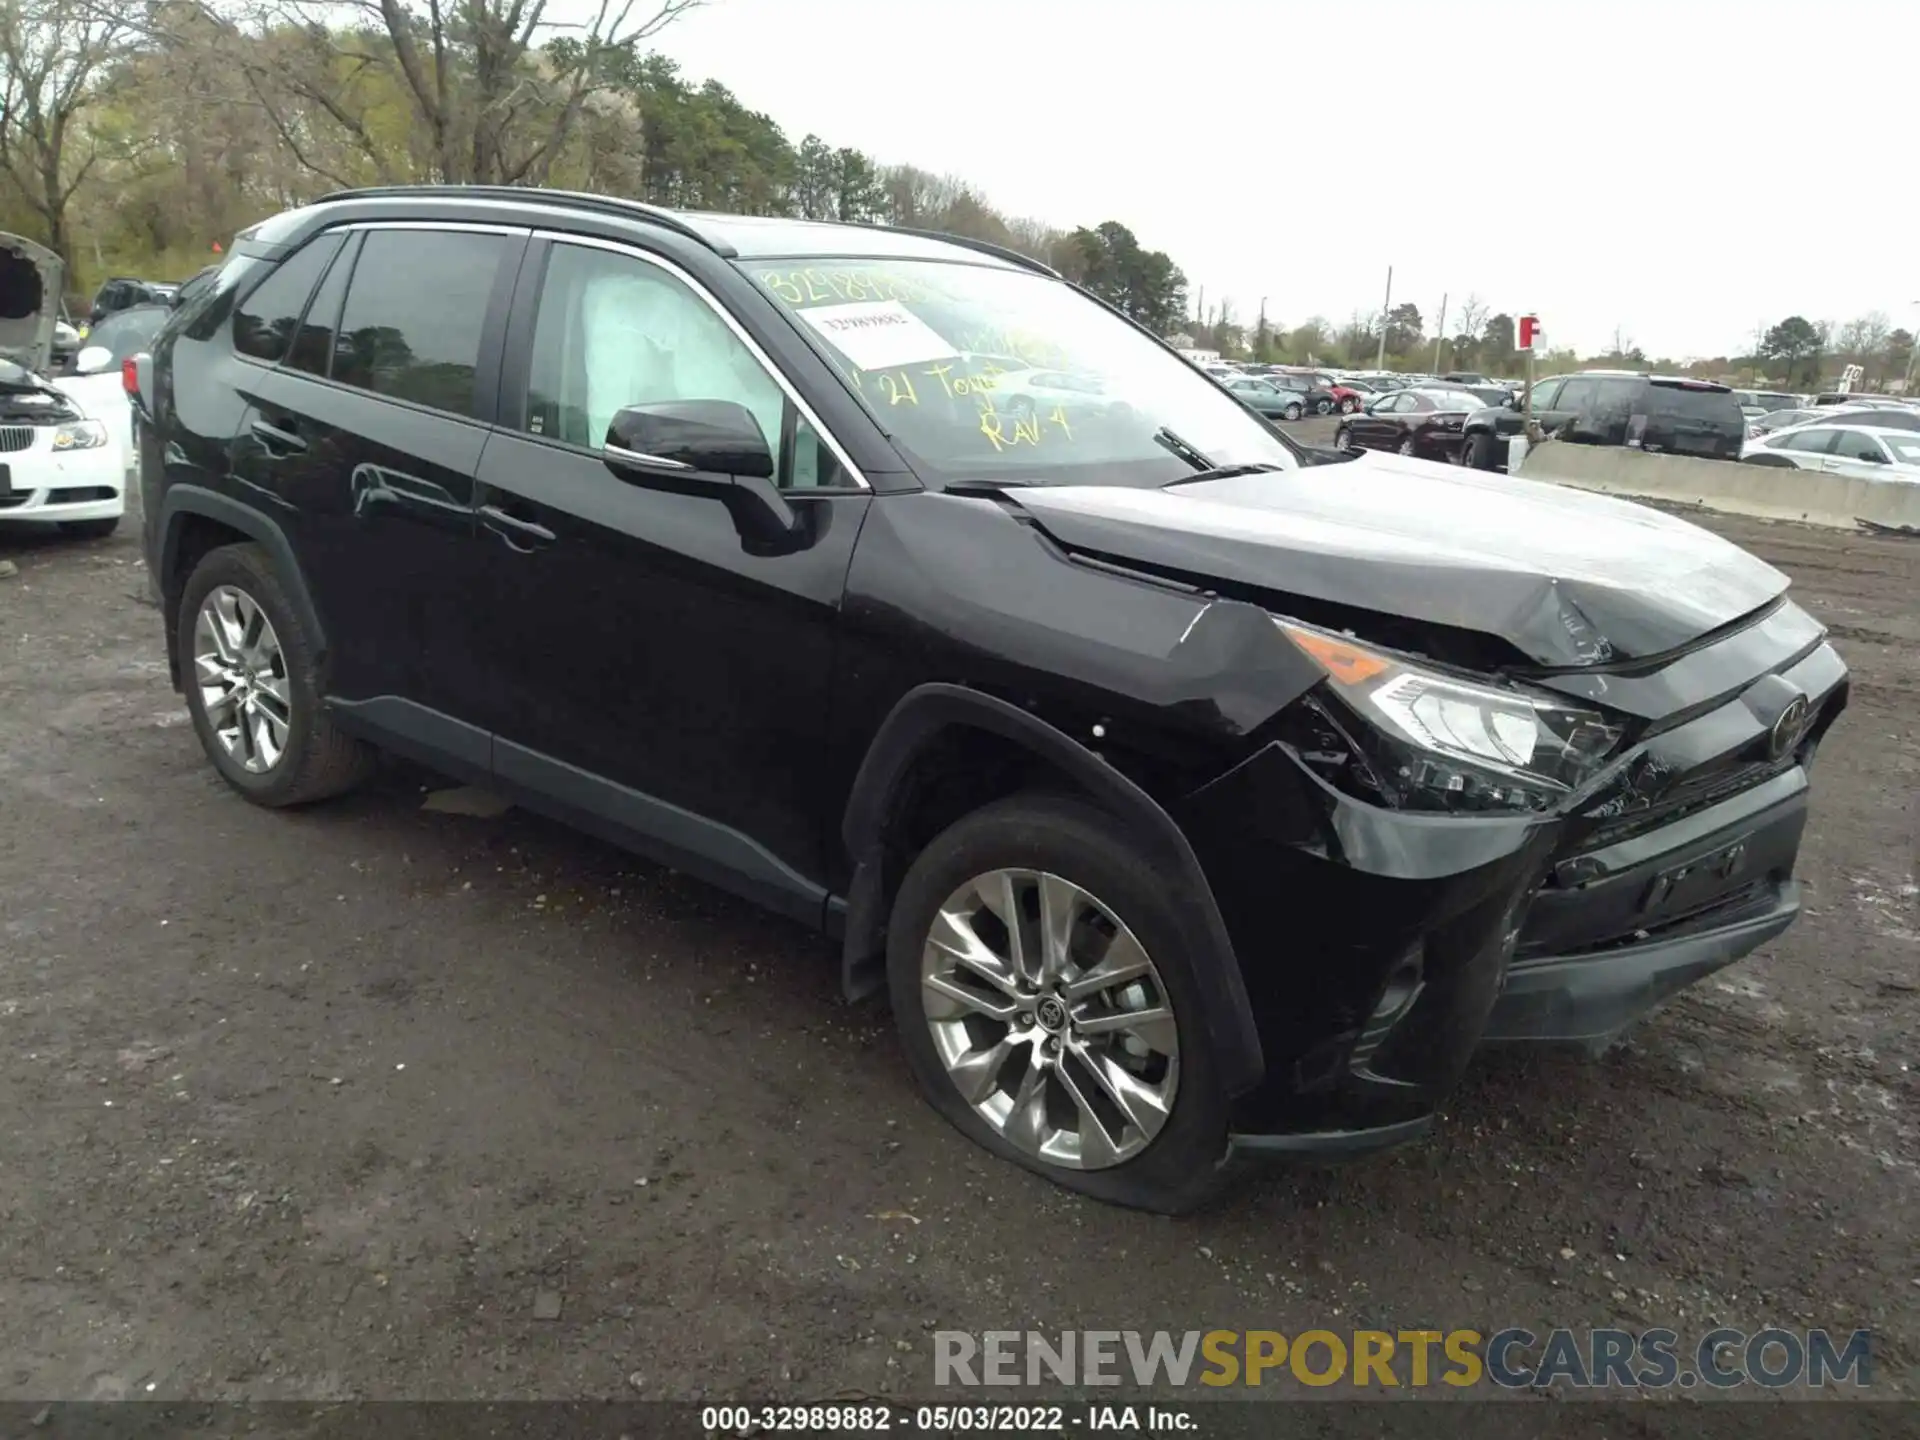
{"left": 0, "top": 247, "right": 193, "bottom": 539}
{"left": 1198, "top": 357, "right": 1920, "bottom": 481}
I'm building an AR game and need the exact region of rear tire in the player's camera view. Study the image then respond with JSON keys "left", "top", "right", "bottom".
{"left": 1397, "top": 436, "right": 1415, "bottom": 456}
{"left": 1340, "top": 397, "right": 1359, "bottom": 414}
{"left": 60, "top": 516, "right": 119, "bottom": 540}
{"left": 1314, "top": 399, "right": 1334, "bottom": 415}
{"left": 886, "top": 793, "right": 1232, "bottom": 1214}
{"left": 177, "top": 542, "right": 376, "bottom": 808}
{"left": 1334, "top": 426, "right": 1353, "bottom": 451}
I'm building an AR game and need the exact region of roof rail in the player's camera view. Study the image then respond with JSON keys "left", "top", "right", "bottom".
{"left": 312, "top": 184, "right": 733, "bottom": 255}
{"left": 865, "top": 224, "right": 1061, "bottom": 279}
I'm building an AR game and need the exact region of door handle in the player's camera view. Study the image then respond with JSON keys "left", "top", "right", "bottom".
{"left": 250, "top": 417, "right": 307, "bottom": 454}
{"left": 480, "top": 503, "right": 555, "bottom": 551}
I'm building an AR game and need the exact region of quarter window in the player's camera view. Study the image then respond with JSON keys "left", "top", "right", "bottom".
{"left": 232, "top": 234, "right": 345, "bottom": 364}
{"left": 333, "top": 229, "right": 507, "bottom": 417}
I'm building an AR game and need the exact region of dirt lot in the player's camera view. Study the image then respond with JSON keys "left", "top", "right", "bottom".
{"left": 1, "top": 445, "right": 1915, "bottom": 1408}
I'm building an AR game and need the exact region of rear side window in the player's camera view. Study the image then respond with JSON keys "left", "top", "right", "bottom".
{"left": 287, "top": 233, "right": 359, "bottom": 378}
{"left": 233, "top": 234, "right": 345, "bottom": 363}
{"left": 333, "top": 229, "right": 507, "bottom": 417}
{"left": 1779, "top": 429, "right": 1837, "bottom": 454}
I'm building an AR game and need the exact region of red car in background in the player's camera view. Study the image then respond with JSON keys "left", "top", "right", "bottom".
{"left": 1270, "top": 367, "right": 1365, "bottom": 415}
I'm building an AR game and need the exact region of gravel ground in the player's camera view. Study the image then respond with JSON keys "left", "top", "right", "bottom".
{"left": 1, "top": 450, "right": 1915, "bottom": 1411}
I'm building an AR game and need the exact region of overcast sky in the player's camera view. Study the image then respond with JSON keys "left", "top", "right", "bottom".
{"left": 647, "top": 0, "right": 1918, "bottom": 359}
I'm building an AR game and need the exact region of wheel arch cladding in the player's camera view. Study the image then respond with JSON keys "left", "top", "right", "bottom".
{"left": 159, "top": 485, "right": 326, "bottom": 688}
{"left": 838, "top": 682, "right": 1265, "bottom": 1097}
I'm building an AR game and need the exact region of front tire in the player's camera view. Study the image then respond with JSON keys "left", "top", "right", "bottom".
{"left": 886, "top": 794, "right": 1231, "bottom": 1214}
{"left": 1462, "top": 432, "right": 1498, "bottom": 470}
{"left": 1283, "top": 402, "right": 1304, "bottom": 422}
{"left": 1334, "top": 426, "right": 1354, "bottom": 451}
{"left": 1397, "top": 436, "right": 1415, "bottom": 456}
{"left": 177, "top": 542, "right": 376, "bottom": 808}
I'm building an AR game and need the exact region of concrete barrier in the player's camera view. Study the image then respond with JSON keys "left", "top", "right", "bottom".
{"left": 1515, "top": 440, "right": 1920, "bottom": 534}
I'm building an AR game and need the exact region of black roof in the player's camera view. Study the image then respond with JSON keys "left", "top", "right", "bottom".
{"left": 305, "top": 185, "right": 1058, "bottom": 277}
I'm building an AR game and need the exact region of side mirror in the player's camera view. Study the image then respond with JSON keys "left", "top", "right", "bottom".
{"left": 73, "top": 345, "right": 113, "bottom": 375}
{"left": 603, "top": 400, "right": 799, "bottom": 546}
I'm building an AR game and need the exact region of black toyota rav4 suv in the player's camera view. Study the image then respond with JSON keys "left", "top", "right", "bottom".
{"left": 139, "top": 186, "right": 1847, "bottom": 1212}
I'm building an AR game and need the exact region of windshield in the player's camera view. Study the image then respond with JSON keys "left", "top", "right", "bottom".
{"left": 747, "top": 258, "right": 1299, "bottom": 484}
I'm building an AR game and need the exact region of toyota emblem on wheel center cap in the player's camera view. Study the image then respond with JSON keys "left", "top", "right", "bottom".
{"left": 1036, "top": 997, "right": 1069, "bottom": 1033}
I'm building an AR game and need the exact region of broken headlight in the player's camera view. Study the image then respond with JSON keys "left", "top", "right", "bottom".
{"left": 1276, "top": 618, "right": 1624, "bottom": 813}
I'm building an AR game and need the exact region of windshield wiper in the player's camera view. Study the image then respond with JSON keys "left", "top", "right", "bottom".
{"left": 1152, "top": 426, "right": 1215, "bottom": 470}
{"left": 943, "top": 477, "right": 1046, "bottom": 497}
{"left": 1160, "top": 463, "right": 1290, "bottom": 488}
{"left": 1151, "top": 426, "right": 1289, "bottom": 486}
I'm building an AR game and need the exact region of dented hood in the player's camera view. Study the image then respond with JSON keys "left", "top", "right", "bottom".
{"left": 1008, "top": 450, "right": 1791, "bottom": 666}
{"left": 0, "top": 231, "right": 62, "bottom": 376}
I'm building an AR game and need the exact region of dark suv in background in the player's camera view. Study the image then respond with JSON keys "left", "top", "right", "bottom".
{"left": 1460, "top": 371, "right": 1746, "bottom": 471}
{"left": 88, "top": 277, "right": 176, "bottom": 325}
{"left": 139, "top": 186, "right": 1846, "bottom": 1212}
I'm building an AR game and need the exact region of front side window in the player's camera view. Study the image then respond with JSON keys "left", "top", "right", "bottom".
{"left": 525, "top": 242, "right": 851, "bottom": 490}
{"left": 1528, "top": 378, "right": 1565, "bottom": 410}
{"left": 748, "top": 258, "right": 1299, "bottom": 486}
{"left": 333, "top": 228, "right": 506, "bottom": 417}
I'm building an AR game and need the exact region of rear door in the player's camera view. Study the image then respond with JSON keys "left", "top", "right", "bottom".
{"left": 1772, "top": 427, "right": 1840, "bottom": 469}
{"left": 228, "top": 222, "right": 525, "bottom": 760}
{"left": 1821, "top": 428, "right": 1899, "bottom": 481}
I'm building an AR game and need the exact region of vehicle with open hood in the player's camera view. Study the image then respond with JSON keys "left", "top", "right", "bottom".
{"left": 1, "top": 232, "right": 128, "bottom": 537}
{"left": 140, "top": 187, "right": 1847, "bottom": 1211}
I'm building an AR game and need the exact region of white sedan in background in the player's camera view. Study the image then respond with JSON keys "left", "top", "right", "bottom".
{"left": 55, "top": 302, "right": 169, "bottom": 465}
{"left": 1741, "top": 422, "right": 1920, "bottom": 482}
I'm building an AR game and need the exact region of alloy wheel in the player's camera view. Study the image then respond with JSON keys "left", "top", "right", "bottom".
{"left": 1335, "top": 428, "right": 1352, "bottom": 450}
{"left": 1398, "top": 436, "right": 1415, "bottom": 456}
{"left": 193, "top": 584, "right": 292, "bottom": 773}
{"left": 920, "top": 868, "right": 1180, "bottom": 1170}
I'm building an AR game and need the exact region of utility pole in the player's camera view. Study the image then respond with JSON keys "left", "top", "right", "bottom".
{"left": 1431, "top": 293, "right": 1449, "bottom": 375}
{"left": 1195, "top": 284, "right": 1205, "bottom": 332}
{"left": 1258, "top": 295, "right": 1267, "bottom": 359}
{"left": 1375, "top": 265, "right": 1393, "bottom": 372}
{"left": 1904, "top": 301, "right": 1920, "bottom": 397}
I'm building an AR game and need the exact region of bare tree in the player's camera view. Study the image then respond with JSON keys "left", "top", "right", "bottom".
{"left": 0, "top": 0, "right": 131, "bottom": 268}
{"left": 1455, "top": 293, "right": 1488, "bottom": 343}
{"left": 164, "top": 0, "right": 704, "bottom": 189}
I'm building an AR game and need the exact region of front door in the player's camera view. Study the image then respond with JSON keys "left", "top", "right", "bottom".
{"left": 472, "top": 235, "right": 872, "bottom": 921}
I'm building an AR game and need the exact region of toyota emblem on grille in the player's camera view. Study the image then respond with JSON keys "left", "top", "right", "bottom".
{"left": 1769, "top": 694, "right": 1811, "bottom": 759}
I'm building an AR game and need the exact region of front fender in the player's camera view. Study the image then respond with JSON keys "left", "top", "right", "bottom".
{"left": 838, "top": 681, "right": 1265, "bottom": 1098}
